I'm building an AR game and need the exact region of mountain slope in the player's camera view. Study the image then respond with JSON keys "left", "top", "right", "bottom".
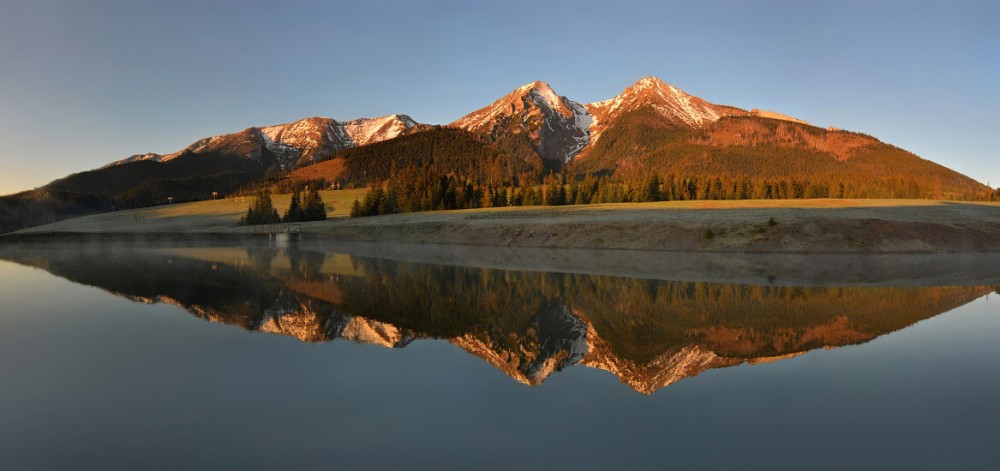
{"left": 583, "top": 76, "right": 748, "bottom": 150}
{"left": 571, "top": 109, "right": 988, "bottom": 198}
{"left": 451, "top": 81, "right": 591, "bottom": 165}
{"left": 288, "top": 127, "right": 545, "bottom": 188}
{"left": 566, "top": 77, "right": 989, "bottom": 199}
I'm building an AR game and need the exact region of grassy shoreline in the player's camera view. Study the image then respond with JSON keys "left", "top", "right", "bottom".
{"left": 3, "top": 194, "right": 1000, "bottom": 253}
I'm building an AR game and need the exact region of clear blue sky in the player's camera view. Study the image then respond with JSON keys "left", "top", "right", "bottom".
{"left": 1, "top": 0, "right": 997, "bottom": 194}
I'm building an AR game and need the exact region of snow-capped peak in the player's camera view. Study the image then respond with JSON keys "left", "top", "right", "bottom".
{"left": 523, "top": 81, "right": 564, "bottom": 111}
{"left": 342, "top": 114, "right": 418, "bottom": 147}
{"left": 631, "top": 76, "right": 668, "bottom": 90}
{"left": 451, "top": 81, "right": 591, "bottom": 163}
{"left": 582, "top": 76, "right": 748, "bottom": 148}
{"left": 517, "top": 80, "right": 547, "bottom": 91}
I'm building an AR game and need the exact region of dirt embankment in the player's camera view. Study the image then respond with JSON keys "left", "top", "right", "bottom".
{"left": 307, "top": 202, "right": 1000, "bottom": 253}
{"left": 4, "top": 200, "right": 999, "bottom": 253}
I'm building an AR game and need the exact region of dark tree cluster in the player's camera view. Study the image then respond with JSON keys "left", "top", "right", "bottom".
{"left": 241, "top": 191, "right": 280, "bottom": 225}
{"left": 0, "top": 189, "right": 110, "bottom": 233}
{"left": 48, "top": 152, "right": 267, "bottom": 207}
{"left": 324, "top": 127, "right": 545, "bottom": 190}
{"left": 281, "top": 187, "right": 327, "bottom": 223}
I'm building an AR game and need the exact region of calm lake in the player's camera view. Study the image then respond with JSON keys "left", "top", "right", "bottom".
{"left": 1, "top": 242, "right": 998, "bottom": 469}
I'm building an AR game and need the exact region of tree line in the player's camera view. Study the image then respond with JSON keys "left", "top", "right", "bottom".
{"left": 241, "top": 187, "right": 327, "bottom": 225}
{"left": 349, "top": 170, "right": 977, "bottom": 217}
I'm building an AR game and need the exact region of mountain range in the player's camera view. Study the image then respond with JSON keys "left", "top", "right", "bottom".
{"left": 1, "top": 77, "right": 993, "bottom": 232}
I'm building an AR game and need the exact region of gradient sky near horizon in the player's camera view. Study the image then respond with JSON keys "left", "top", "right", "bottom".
{"left": 0, "top": 0, "right": 997, "bottom": 195}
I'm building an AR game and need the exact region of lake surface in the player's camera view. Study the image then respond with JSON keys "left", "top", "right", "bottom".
{"left": 1, "top": 242, "right": 998, "bottom": 469}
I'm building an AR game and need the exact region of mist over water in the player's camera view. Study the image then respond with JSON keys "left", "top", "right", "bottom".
{"left": 0, "top": 243, "right": 998, "bottom": 469}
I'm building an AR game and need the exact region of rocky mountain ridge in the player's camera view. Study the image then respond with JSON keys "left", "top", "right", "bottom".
{"left": 450, "top": 81, "right": 592, "bottom": 163}
{"left": 109, "top": 114, "right": 420, "bottom": 170}
{"left": 105, "top": 77, "right": 815, "bottom": 170}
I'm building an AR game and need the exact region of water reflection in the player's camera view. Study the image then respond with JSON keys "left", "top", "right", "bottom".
{"left": 1, "top": 244, "right": 993, "bottom": 394}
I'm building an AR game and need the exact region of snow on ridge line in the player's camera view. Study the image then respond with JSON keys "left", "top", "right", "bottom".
{"left": 104, "top": 114, "right": 417, "bottom": 169}
{"left": 533, "top": 84, "right": 565, "bottom": 112}
{"left": 101, "top": 77, "right": 776, "bottom": 169}
{"left": 342, "top": 114, "right": 417, "bottom": 147}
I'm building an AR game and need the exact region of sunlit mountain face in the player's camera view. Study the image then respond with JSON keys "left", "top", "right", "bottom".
{"left": 1, "top": 244, "right": 992, "bottom": 394}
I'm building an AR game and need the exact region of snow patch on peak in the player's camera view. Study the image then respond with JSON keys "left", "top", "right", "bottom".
{"left": 102, "top": 113, "right": 422, "bottom": 171}
{"left": 750, "top": 109, "right": 813, "bottom": 126}
{"left": 518, "top": 80, "right": 551, "bottom": 92}
{"left": 584, "top": 76, "right": 744, "bottom": 148}
{"left": 342, "top": 114, "right": 416, "bottom": 147}
{"left": 534, "top": 85, "right": 563, "bottom": 110}
{"left": 652, "top": 84, "right": 722, "bottom": 127}
{"left": 260, "top": 116, "right": 336, "bottom": 142}
{"left": 339, "top": 316, "right": 404, "bottom": 348}
{"left": 633, "top": 76, "right": 667, "bottom": 89}
{"left": 512, "top": 81, "right": 568, "bottom": 116}
{"left": 103, "top": 152, "right": 162, "bottom": 168}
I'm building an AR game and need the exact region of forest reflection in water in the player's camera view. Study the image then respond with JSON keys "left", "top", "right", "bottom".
{"left": 1, "top": 243, "right": 996, "bottom": 394}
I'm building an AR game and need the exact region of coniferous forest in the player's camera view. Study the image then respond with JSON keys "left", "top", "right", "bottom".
{"left": 308, "top": 123, "right": 998, "bottom": 218}
{"left": 241, "top": 187, "right": 328, "bottom": 225}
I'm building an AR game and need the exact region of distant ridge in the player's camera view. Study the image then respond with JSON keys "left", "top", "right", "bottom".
{"left": 107, "top": 114, "right": 421, "bottom": 170}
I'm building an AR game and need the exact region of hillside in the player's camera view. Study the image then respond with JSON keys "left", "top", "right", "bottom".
{"left": 288, "top": 127, "right": 545, "bottom": 188}
{"left": 571, "top": 111, "right": 987, "bottom": 199}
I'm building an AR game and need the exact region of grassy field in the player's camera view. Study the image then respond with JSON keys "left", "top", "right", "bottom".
{"left": 6, "top": 193, "right": 1000, "bottom": 252}
{"left": 7, "top": 189, "right": 366, "bottom": 234}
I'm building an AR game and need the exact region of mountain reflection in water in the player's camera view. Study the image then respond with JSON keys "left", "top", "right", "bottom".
{"left": 1, "top": 244, "right": 993, "bottom": 394}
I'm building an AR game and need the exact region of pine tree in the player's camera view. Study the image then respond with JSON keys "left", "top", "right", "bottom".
{"left": 302, "top": 187, "right": 328, "bottom": 221}
{"left": 643, "top": 174, "right": 661, "bottom": 202}
{"left": 283, "top": 191, "right": 302, "bottom": 222}
{"left": 243, "top": 190, "right": 279, "bottom": 225}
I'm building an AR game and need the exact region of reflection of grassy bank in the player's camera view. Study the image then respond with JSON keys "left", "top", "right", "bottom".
{"left": 6, "top": 198, "right": 1000, "bottom": 253}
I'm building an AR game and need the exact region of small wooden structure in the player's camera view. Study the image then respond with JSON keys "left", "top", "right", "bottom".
{"left": 252, "top": 223, "right": 301, "bottom": 247}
